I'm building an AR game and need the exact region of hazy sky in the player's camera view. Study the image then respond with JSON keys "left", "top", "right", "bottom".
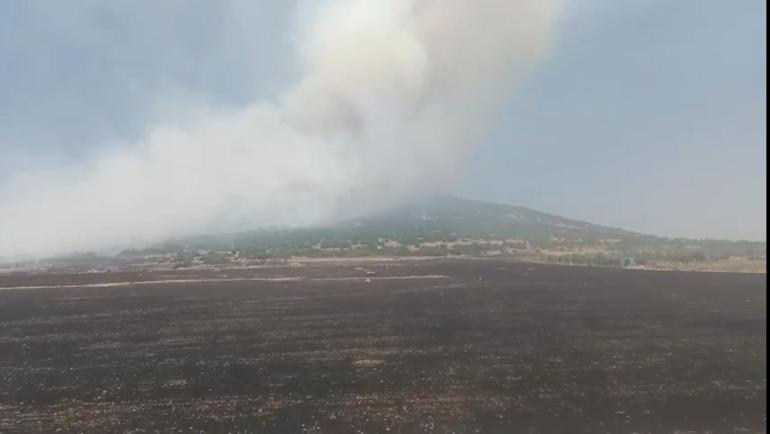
{"left": 457, "top": 0, "right": 767, "bottom": 240}
{"left": 0, "top": 0, "right": 766, "bottom": 241}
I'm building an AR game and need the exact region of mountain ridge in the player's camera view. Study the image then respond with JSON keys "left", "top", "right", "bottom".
{"left": 4, "top": 194, "right": 763, "bottom": 273}
{"left": 136, "top": 194, "right": 763, "bottom": 266}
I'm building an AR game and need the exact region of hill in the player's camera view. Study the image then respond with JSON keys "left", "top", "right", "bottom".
{"left": 125, "top": 194, "right": 764, "bottom": 270}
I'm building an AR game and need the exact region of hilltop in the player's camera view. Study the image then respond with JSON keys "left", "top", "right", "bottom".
{"left": 2, "top": 194, "right": 763, "bottom": 273}
{"left": 113, "top": 194, "right": 764, "bottom": 272}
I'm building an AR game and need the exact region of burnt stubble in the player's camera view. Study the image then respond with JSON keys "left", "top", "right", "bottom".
{"left": 0, "top": 260, "right": 766, "bottom": 433}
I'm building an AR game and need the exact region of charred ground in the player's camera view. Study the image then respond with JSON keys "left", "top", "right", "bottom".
{"left": 0, "top": 259, "right": 766, "bottom": 433}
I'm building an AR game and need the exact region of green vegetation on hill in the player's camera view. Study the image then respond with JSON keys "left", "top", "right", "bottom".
{"left": 124, "top": 194, "right": 765, "bottom": 268}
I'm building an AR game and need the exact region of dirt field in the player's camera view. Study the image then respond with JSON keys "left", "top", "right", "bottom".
{"left": 0, "top": 259, "right": 765, "bottom": 433}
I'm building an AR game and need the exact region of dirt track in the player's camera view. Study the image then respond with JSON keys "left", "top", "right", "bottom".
{"left": 0, "top": 259, "right": 766, "bottom": 433}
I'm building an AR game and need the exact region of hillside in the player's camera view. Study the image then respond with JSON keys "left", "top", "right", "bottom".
{"left": 345, "top": 193, "right": 649, "bottom": 243}
{"left": 120, "top": 194, "right": 764, "bottom": 270}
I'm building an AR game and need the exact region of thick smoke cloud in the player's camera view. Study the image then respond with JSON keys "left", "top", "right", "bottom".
{"left": 0, "top": 0, "right": 559, "bottom": 259}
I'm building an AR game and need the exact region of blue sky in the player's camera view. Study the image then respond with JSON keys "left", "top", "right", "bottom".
{"left": 0, "top": 0, "right": 765, "bottom": 240}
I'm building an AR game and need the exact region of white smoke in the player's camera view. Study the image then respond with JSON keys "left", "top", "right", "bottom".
{"left": 0, "top": 0, "right": 560, "bottom": 259}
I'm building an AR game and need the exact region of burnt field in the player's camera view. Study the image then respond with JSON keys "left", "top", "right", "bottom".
{"left": 0, "top": 259, "right": 765, "bottom": 433}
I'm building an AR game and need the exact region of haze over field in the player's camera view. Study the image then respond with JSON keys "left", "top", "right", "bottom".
{"left": 0, "top": 0, "right": 765, "bottom": 259}
{"left": 0, "top": 4, "right": 765, "bottom": 431}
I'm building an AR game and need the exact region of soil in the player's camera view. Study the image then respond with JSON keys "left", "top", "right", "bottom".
{"left": 0, "top": 259, "right": 766, "bottom": 433}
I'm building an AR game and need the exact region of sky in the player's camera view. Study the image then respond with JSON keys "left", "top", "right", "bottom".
{"left": 0, "top": 0, "right": 766, "bottom": 245}
{"left": 456, "top": 0, "right": 767, "bottom": 240}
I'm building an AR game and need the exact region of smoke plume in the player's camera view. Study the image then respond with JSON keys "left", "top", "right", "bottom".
{"left": 0, "top": 0, "right": 559, "bottom": 259}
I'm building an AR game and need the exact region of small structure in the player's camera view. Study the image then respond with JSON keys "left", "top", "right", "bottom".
{"left": 621, "top": 257, "right": 637, "bottom": 268}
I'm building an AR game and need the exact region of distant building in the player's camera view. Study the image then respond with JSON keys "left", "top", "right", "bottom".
{"left": 621, "top": 257, "right": 637, "bottom": 268}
